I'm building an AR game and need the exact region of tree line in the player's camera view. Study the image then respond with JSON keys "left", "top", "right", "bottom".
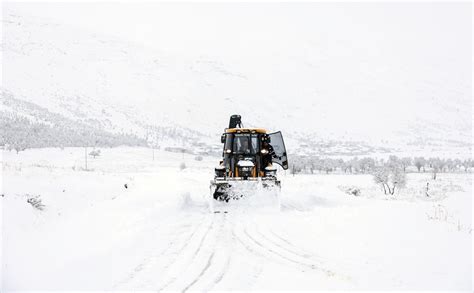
{"left": 289, "top": 155, "right": 471, "bottom": 196}
{"left": 289, "top": 155, "right": 473, "bottom": 176}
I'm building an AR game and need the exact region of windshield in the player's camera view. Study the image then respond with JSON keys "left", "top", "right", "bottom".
{"left": 232, "top": 134, "right": 259, "bottom": 154}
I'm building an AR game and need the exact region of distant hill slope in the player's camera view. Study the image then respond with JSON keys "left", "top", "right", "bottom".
{"left": 0, "top": 91, "right": 147, "bottom": 151}
{"left": 0, "top": 90, "right": 209, "bottom": 152}
{"left": 1, "top": 6, "right": 471, "bottom": 156}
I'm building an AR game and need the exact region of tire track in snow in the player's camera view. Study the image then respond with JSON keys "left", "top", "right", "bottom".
{"left": 255, "top": 225, "right": 313, "bottom": 259}
{"left": 181, "top": 249, "right": 216, "bottom": 292}
{"left": 171, "top": 211, "right": 259, "bottom": 291}
{"left": 267, "top": 226, "right": 353, "bottom": 272}
{"left": 179, "top": 213, "right": 230, "bottom": 292}
{"left": 246, "top": 219, "right": 353, "bottom": 283}
{"left": 254, "top": 222, "right": 331, "bottom": 264}
{"left": 162, "top": 215, "right": 215, "bottom": 270}
{"left": 200, "top": 214, "right": 233, "bottom": 292}
{"left": 206, "top": 250, "right": 231, "bottom": 290}
{"left": 236, "top": 219, "right": 335, "bottom": 276}
{"left": 157, "top": 213, "right": 223, "bottom": 291}
{"left": 214, "top": 214, "right": 264, "bottom": 290}
{"left": 114, "top": 213, "right": 206, "bottom": 289}
{"left": 231, "top": 227, "right": 276, "bottom": 290}
{"left": 243, "top": 226, "right": 317, "bottom": 270}
{"left": 281, "top": 202, "right": 306, "bottom": 212}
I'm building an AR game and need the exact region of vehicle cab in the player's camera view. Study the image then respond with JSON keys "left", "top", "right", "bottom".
{"left": 216, "top": 127, "right": 288, "bottom": 179}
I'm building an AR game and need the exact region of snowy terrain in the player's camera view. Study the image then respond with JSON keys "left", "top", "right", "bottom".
{"left": 1, "top": 2, "right": 472, "bottom": 292}
{"left": 2, "top": 147, "right": 471, "bottom": 291}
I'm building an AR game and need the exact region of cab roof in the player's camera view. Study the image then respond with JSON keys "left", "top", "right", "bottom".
{"left": 225, "top": 128, "right": 267, "bottom": 134}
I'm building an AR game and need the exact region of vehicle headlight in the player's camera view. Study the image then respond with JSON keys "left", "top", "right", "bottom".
{"left": 261, "top": 149, "right": 268, "bottom": 154}
{"left": 264, "top": 166, "right": 277, "bottom": 176}
{"left": 225, "top": 149, "right": 232, "bottom": 154}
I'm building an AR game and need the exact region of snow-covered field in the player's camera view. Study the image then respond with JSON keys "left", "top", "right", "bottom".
{"left": 1, "top": 147, "right": 471, "bottom": 291}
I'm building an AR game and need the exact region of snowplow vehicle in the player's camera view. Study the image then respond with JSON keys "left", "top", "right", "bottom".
{"left": 210, "top": 115, "right": 288, "bottom": 210}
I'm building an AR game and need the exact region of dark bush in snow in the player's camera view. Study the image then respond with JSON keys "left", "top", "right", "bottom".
{"left": 340, "top": 186, "right": 361, "bottom": 196}
{"left": 26, "top": 195, "right": 45, "bottom": 210}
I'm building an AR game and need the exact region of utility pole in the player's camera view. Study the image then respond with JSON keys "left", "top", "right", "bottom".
{"left": 84, "top": 146, "right": 88, "bottom": 170}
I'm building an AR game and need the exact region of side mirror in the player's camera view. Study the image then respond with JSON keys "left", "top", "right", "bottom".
{"left": 221, "top": 134, "right": 226, "bottom": 143}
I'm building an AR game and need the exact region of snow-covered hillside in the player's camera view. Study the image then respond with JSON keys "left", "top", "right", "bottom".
{"left": 2, "top": 147, "right": 471, "bottom": 290}
{"left": 2, "top": 3, "right": 472, "bottom": 156}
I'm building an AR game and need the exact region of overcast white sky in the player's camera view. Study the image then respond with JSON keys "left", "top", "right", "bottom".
{"left": 5, "top": 2, "right": 471, "bottom": 59}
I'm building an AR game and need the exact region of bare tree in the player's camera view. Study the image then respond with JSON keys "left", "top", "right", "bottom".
{"left": 462, "top": 159, "right": 472, "bottom": 172}
{"left": 389, "top": 166, "right": 407, "bottom": 194}
{"left": 322, "top": 158, "right": 335, "bottom": 174}
{"left": 400, "top": 157, "right": 412, "bottom": 172}
{"left": 372, "top": 163, "right": 407, "bottom": 195}
{"left": 373, "top": 166, "right": 390, "bottom": 194}
{"left": 350, "top": 157, "right": 360, "bottom": 173}
{"left": 414, "top": 157, "right": 426, "bottom": 172}
{"left": 14, "top": 141, "right": 27, "bottom": 154}
{"left": 429, "top": 158, "right": 444, "bottom": 180}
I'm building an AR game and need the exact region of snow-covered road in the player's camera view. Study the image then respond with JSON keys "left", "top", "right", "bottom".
{"left": 1, "top": 147, "right": 472, "bottom": 291}
{"left": 115, "top": 209, "right": 347, "bottom": 291}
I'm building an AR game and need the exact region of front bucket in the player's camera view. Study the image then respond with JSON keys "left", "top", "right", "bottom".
{"left": 209, "top": 179, "right": 281, "bottom": 213}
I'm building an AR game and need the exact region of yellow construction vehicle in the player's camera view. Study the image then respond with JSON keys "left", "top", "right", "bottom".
{"left": 210, "top": 115, "right": 288, "bottom": 210}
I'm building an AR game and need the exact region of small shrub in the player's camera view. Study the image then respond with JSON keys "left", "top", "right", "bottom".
{"left": 26, "top": 195, "right": 45, "bottom": 210}
{"left": 194, "top": 156, "right": 203, "bottom": 161}
{"left": 179, "top": 162, "right": 186, "bottom": 170}
{"left": 339, "top": 186, "right": 361, "bottom": 196}
{"left": 89, "top": 149, "right": 101, "bottom": 158}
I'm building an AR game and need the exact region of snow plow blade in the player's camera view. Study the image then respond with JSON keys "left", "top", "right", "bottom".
{"left": 209, "top": 178, "right": 281, "bottom": 212}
